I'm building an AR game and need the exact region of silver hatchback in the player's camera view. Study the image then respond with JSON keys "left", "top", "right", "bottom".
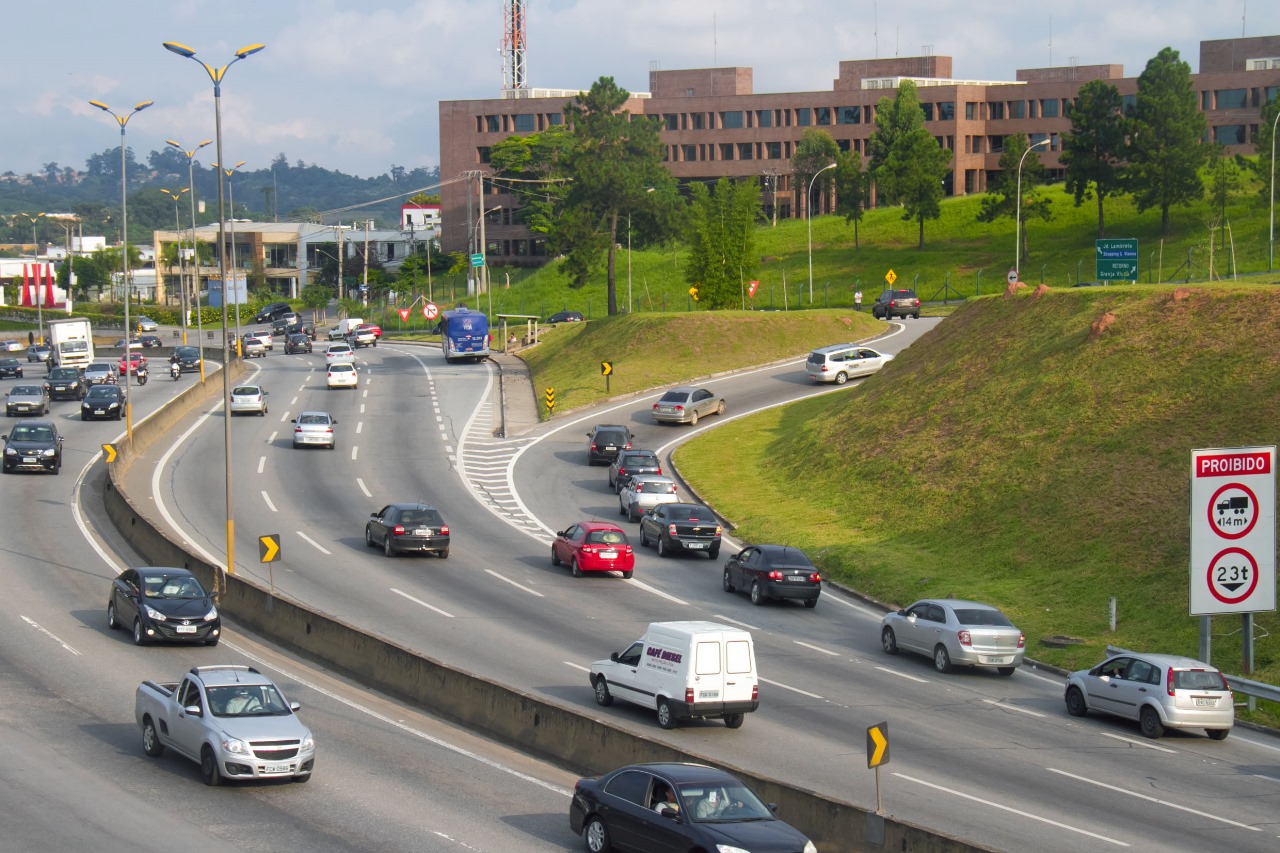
{"left": 881, "top": 599, "right": 1025, "bottom": 675}
{"left": 618, "top": 475, "right": 679, "bottom": 522}
{"left": 1064, "top": 652, "right": 1234, "bottom": 739}
{"left": 651, "top": 386, "right": 725, "bottom": 425}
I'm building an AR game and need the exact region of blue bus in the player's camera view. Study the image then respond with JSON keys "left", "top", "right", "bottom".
{"left": 439, "top": 306, "right": 490, "bottom": 363}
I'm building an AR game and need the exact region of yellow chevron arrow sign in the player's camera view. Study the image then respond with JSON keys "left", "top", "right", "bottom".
{"left": 866, "top": 721, "right": 889, "bottom": 768}
{"left": 259, "top": 534, "right": 281, "bottom": 563}
{"left": 102, "top": 443, "right": 117, "bottom": 464}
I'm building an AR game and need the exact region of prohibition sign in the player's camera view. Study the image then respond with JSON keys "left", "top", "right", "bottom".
{"left": 1206, "top": 482, "right": 1259, "bottom": 540}
{"left": 1207, "top": 546, "right": 1259, "bottom": 604}
{"left": 422, "top": 302, "right": 439, "bottom": 320}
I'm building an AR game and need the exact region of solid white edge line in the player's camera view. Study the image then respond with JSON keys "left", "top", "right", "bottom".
{"left": 484, "top": 569, "right": 545, "bottom": 597}
{"left": 1046, "top": 767, "right": 1261, "bottom": 831}
{"left": 390, "top": 587, "right": 455, "bottom": 618}
{"left": 150, "top": 399, "right": 229, "bottom": 569}
{"left": 758, "top": 677, "right": 823, "bottom": 699}
{"left": 296, "top": 531, "right": 332, "bottom": 556}
{"left": 980, "top": 698, "right": 1047, "bottom": 718}
{"left": 894, "top": 772, "right": 1130, "bottom": 847}
{"left": 71, "top": 450, "right": 124, "bottom": 577}
{"left": 21, "top": 615, "right": 81, "bottom": 656}
{"left": 874, "top": 665, "right": 930, "bottom": 683}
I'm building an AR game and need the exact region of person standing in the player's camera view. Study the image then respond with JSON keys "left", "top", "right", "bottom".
{"left": 854, "top": 288, "right": 863, "bottom": 311}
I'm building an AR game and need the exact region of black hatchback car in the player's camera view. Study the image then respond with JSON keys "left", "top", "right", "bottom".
{"left": 723, "top": 544, "right": 822, "bottom": 608}
{"left": 2, "top": 419, "right": 62, "bottom": 474}
{"left": 46, "top": 366, "right": 87, "bottom": 401}
{"left": 608, "top": 449, "right": 661, "bottom": 493}
{"left": 570, "top": 762, "right": 816, "bottom": 853}
{"left": 284, "top": 333, "right": 313, "bottom": 354}
{"left": 366, "top": 503, "right": 451, "bottom": 558}
{"left": 81, "top": 384, "right": 126, "bottom": 421}
{"left": 0, "top": 357, "right": 23, "bottom": 379}
{"left": 871, "top": 288, "right": 921, "bottom": 320}
{"left": 173, "top": 345, "right": 203, "bottom": 373}
{"left": 587, "top": 424, "right": 633, "bottom": 466}
{"left": 107, "top": 566, "right": 220, "bottom": 646}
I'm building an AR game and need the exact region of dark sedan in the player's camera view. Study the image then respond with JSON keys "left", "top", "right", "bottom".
{"left": 638, "top": 503, "right": 722, "bottom": 559}
{"left": 107, "top": 566, "right": 220, "bottom": 646}
{"left": 608, "top": 449, "right": 661, "bottom": 492}
{"left": 0, "top": 357, "right": 24, "bottom": 379}
{"left": 722, "top": 544, "right": 822, "bottom": 608}
{"left": 587, "top": 424, "right": 633, "bottom": 466}
{"left": 138, "top": 334, "right": 163, "bottom": 348}
{"left": 366, "top": 503, "right": 450, "bottom": 558}
{"left": 81, "top": 384, "right": 126, "bottom": 421}
{"left": 173, "top": 345, "right": 202, "bottom": 374}
{"left": 547, "top": 310, "right": 584, "bottom": 324}
{"left": 46, "top": 367, "right": 86, "bottom": 401}
{"left": 2, "top": 419, "right": 62, "bottom": 474}
{"left": 569, "top": 762, "right": 816, "bottom": 853}
{"left": 284, "top": 333, "right": 312, "bottom": 354}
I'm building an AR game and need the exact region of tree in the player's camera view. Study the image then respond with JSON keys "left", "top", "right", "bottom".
{"left": 977, "top": 133, "right": 1053, "bottom": 263}
{"left": 489, "top": 125, "right": 576, "bottom": 235}
{"left": 790, "top": 130, "right": 840, "bottom": 217}
{"left": 1252, "top": 96, "right": 1280, "bottom": 209}
{"left": 868, "top": 80, "right": 927, "bottom": 205}
{"left": 683, "top": 178, "right": 761, "bottom": 309}
{"left": 1126, "top": 47, "right": 1207, "bottom": 234}
{"left": 879, "top": 128, "right": 951, "bottom": 249}
{"left": 834, "top": 150, "right": 868, "bottom": 249}
{"left": 1061, "top": 80, "right": 1127, "bottom": 237}
{"left": 557, "top": 77, "right": 673, "bottom": 315}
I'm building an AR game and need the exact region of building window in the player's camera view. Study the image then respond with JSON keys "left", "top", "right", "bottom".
{"left": 988, "top": 135, "right": 1004, "bottom": 153}
{"left": 691, "top": 112, "right": 705, "bottom": 130}
{"left": 1268, "top": 86, "right": 1280, "bottom": 104}
{"left": 756, "top": 109, "right": 772, "bottom": 128}
{"left": 838, "top": 106, "right": 860, "bottom": 124}
{"left": 721, "top": 110, "right": 744, "bottom": 129}
{"left": 548, "top": 113, "right": 562, "bottom": 126}
{"left": 965, "top": 102, "right": 976, "bottom": 120}
{"left": 796, "top": 107, "right": 811, "bottom": 126}
{"left": 1041, "top": 99, "right": 1059, "bottom": 118}
{"left": 767, "top": 141, "right": 782, "bottom": 159}
{"left": 836, "top": 139, "right": 850, "bottom": 153}
{"left": 720, "top": 143, "right": 735, "bottom": 160}
{"left": 737, "top": 142, "right": 753, "bottom": 160}
{"left": 665, "top": 113, "right": 679, "bottom": 131}
{"left": 988, "top": 101, "right": 1005, "bottom": 120}
{"left": 513, "top": 114, "right": 534, "bottom": 132}
{"left": 682, "top": 144, "right": 697, "bottom": 161}
{"left": 1030, "top": 132, "right": 1049, "bottom": 149}
{"left": 1010, "top": 100, "right": 1025, "bottom": 119}
{"left": 1123, "top": 94, "right": 1138, "bottom": 115}
{"left": 815, "top": 107, "right": 831, "bottom": 125}
{"left": 937, "top": 101, "right": 955, "bottom": 121}
{"left": 686, "top": 88, "right": 695, "bottom": 97}
{"left": 477, "top": 147, "right": 491, "bottom": 164}
{"left": 1028, "top": 100, "right": 1038, "bottom": 118}
{"left": 1214, "top": 88, "right": 1248, "bottom": 110}
{"left": 921, "top": 102, "right": 934, "bottom": 121}
{"left": 485, "top": 115, "right": 500, "bottom": 133}
{"left": 1214, "top": 124, "right": 1246, "bottom": 145}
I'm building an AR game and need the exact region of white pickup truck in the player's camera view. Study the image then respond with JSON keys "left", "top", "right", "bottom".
{"left": 135, "top": 664, "right": 315, "bottom": 785}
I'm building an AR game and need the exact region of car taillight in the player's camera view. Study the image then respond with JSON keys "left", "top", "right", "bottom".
{"left": 751, "top": 684, "right": 758, "bottom": 701}
{"left": 957, "top": 630, "right": 972, "bottom": 647}
{"left": 1218, "top": 671, "right": 1231, "bottom": 691}
{"left": 809, "top": 572, "right": 822, "bottom": 583}
{"left": 623, "top": 442, "right": 632, "bottom": 450}
{"left": 685, "top": 687, "right": 695, "bottom": 704}
{"left": 912, "top": 298, "right": 921, "bottom": 306}
{"left": 634, "top": 482, "right": 644, "bottom": 492}
{"left": 667, "top": 483, "right": 677, "bottom": 493}
{"left": 767, "top": 570, "right": 784, "bottom": 581}
{"left": 617, "top": 466, "right": 627, "bottom": 477}
{"left": 440, "top": 524, "right": 449, "bottom": 535}
{"left": 820, "top": 365, "right": 829, "bottom": 372}
{"left": 590, "top": 443, "right": 598, "bottom": 452}
{"left": 1167, "top": 667, "right": 1176, "bottom": 697}
{"left": 1017, "top": 632, "right": 1025, "bottom": 649}
{"left": 393, "top": 525, "right": 406, "bottom": 535}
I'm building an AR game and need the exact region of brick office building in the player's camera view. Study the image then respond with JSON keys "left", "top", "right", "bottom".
{"left": 438, "top": 34, "right": 1280, "bottom": 266}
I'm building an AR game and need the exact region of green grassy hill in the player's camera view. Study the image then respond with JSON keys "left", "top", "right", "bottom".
{"left": 670, "top": 284, "right": 1279, "bottom": 724}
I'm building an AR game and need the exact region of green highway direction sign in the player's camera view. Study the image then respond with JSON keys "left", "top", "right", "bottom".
{"left": 470, "top": 252, "right": 485, "bottom": 267}
{"left": 1096, "top": 238, "right": 1138, "bottom": 282}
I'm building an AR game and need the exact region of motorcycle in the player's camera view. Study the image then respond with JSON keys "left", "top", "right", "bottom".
{"left": 170, "top": 361, "right": 181, "bottom": 381}
{"left": 135, "top": 365, "right": 149, "bottom": 386}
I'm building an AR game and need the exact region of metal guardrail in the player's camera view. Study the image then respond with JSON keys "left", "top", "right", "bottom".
{"left": 1106, "top": 645, "right": 1279, "bottom": 704}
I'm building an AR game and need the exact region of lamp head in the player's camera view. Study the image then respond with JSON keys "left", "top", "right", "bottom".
{"left": 163, "top": 41, "right": 197, "bottom": 58}
{"left": 236, "top": 43, "right": 266, "bottom": 58}
{"left": 88, "top": 100, "right": 110, "bottom": 112}
{"left": 134, "top": 100, "right": 155, "bottom": 113}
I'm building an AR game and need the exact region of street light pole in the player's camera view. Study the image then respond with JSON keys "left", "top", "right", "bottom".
{"left": 160, "top": 189, "right": 189, "bottom": 323}
{"left": 1015, "top": 138, "right": 1050, "bottom": 278}
{"left": 1270, "top": 107, "right": 1280, "bottom": 273}
{"left": 165, "top": 39, "right": 265, "bottom": 582}
{"left": 16, "top": 212, "right": 47, "bottom": 342}
{"left": 89, "top": 98, "right": 153, "bottom": 445}
{"left": 166, "top": 138, "right": 212, "bottom": 351}
{"left": 807, "top": 162, "right": 837, "bottom": 304}
{"left": 213, "top": 160, "right": 247, "bottom": 351}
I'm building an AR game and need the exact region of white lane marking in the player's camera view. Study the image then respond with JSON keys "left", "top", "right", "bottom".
{"left": 280, "top": 411, "right": 291, "bottom": 422}
{"left": 818, "top": 593, "right": 883, "bottom": 618}
{"left": 1099, "top": 732, "right": 1177, "bottom": 753}
{"left": 261, "top": 491, "right": 278, "bottom": 512}
{"left": 793, "top": 640, "right": 841, "bottom": 657}
{"left": 484, "top": 569, "right": 545, "bottom": 597}
{"left": 21, "top": 616, "right": 81, "bottom": 656}
{"left": 1047, "top": 767, "right": 1261, "bottom": 831}
{"left": 711, "top": 615, "right": 760, "bottom": 630}
{"left": 362, "top": 389, "right": 369, "bottom": 398}
{"left": 225, "top": 640, "right": 570, "bottom": 796}
{"left": 357, "top": 422, "right": 363, "bottom": 434}
{"left": 296, "top": 531, "right": 332, "bottom": 555}
{"left": 290, "top": 396, "right": 298, "bottom": 406}
{"left": 151, "top": 400, "right": 229, "bottom": 569}
{"left": 627, "top": 578, "right": 690, "bottom": 605}
{"left": 356, "top": 477, "right": 372, "bottom": 498}
{"left": 1252, "top": 773, "right": 1280, "bottom": 783}
{"left": 351, "top": 446, "right": 359, "bottom": 461}
{"left": 1235, "top": 735, "right": 1280, "bottom": 754}
{"left": 268, "top": 431, "right": 278, "bottom": 443}
{"left": 981, "top": 699, "right": 1047, "bottom": 718}
{"left": 874, "top": 665, "right": 930, "bottom": 683}
{"left": 257, "top": 455, "right": 266, "bottom": 474}
{"left": 564, "top": 662, "right": 590, "bottom": 673}
{"left": 360, "top": 403, "right": 366, "bottom": 414}
{"left": 895, "top": 773, "right": 1129, "bottom": 847}
{"left": 72, "top": 449, "right": 124, "bottom": 576}
{"left": 391, "top": 588, "right": 455, "bottom": 618}
{"left": 759, "top": 677, "right": 822, "bottom": 699}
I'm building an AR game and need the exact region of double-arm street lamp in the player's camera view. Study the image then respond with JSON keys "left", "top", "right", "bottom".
{"left": 166, "top": 138, "right": 212, "bottom": 353}
{"left": 212, "top": 160, "right": 247, "bottom": 350}
{"left": 164, "top": 39, "right": 264, "bottom": 581}
{"left": 160, "top": 188, "right": 190, "bottom": 324}
{"left": 15, "top": 212, "right": 47, "bottom": 342}
{"left": 1015, "top": 138, "right": 1051, "bottom": 278}
{"left": 807, "top": 162, "right": 838, "bottom": 303}
{"left": 89, "top": 98, "right": 153, "bottom": 444}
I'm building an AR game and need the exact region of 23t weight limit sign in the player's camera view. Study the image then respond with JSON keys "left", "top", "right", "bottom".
{"left": 1190, "top": 447, "right": 1276, "bottom": 616}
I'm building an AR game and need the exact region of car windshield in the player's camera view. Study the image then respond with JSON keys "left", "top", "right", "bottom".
{"left": 50, "top": 369, "right": 77, "bottom": 379}
{"left": 1172, "top": 669, "right": 1225, "bottom": 690}
{"left": 667, "top": 506, "right": 710, "bottom": 521}
{"left": 11, "top": 386, "right": 41, "bottom": 395}
{"left": 141, "top": 573, "right": 207, "bottom": 599}
{"left": 952, "top": 608, "right": 1014, "bottom": 627}
{"left": 678, "top": 781, "right": 773, "bottom": 822}
{"left": 596, "top": 430, "right": 627, "bottom": 443}
{"left": 175, "top": 347, "right": 198, "bottom": 357}
{"left": 232, "top": 386, "right": 261, "bottom": 396}
{"left": 623, "top": 453, "right": 658, "bottom": 465}
{"left": 297, "top": 414, "right": 330, "bottom": 425}
{"left": 86, "top": 387, "right": 117, "bottom": 399}
{"left": 10, "top": 425, "right": 54, "bottom": 442}
{"left": 585, "top": 529, "right": 628, "bottom": 545}
{"left": 207, "top": 684, "right": 292, "bottom": 717}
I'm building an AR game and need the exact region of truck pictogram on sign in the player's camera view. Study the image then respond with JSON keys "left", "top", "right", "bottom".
{"left": 1217, "top": 496, "right": 1248, "bottom": 515}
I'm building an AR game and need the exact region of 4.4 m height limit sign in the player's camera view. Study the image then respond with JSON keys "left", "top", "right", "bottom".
{"left": 1190, "top": 446, "right": 1276, "bottom": 616}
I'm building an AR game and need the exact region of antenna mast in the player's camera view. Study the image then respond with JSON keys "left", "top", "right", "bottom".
{"left": 503, "top": 0, "right": 527, "bottom": 90}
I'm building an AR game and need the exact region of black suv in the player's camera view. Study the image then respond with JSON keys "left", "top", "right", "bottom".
{"left": 254, "top": 301, "right": 293, "bottom": 323}
{"left": 2, "top": 419, "right": 63, "bottom": 474}
{"left": 872, "top": 289, "right": 921, "bottom": 320}
{"left": 608, "top": 449, "right": 661, "bottom": 493}
{"left": 586, "top": 424, "right": 633, "bottom": 466}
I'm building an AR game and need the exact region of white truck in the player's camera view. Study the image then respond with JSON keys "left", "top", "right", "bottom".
{"left": 45, "top": 317, "right": 93, "bottom": 371}
{"left": 328, "top": 317, "right": 363, "bottom": 340}
{"left": 135, "top": 664, "right": 316, "bottom": 786}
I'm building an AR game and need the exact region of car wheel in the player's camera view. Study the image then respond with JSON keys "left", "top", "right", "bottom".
{"left": 997, "top": 666, "right": 1016, "bottom": 677}
{"left": 200, "top": 745, "right": 222, "bottom": 786}
{"left": 593, "top": 676, "right": 613, "bottom": 706}
{"left": 292, "top": 773, "right": 311, "bottom": 783}
{"left": 571, "top": 558, "right": 583, "bottom": 578}
{"left": 750, "top": 581, "right": 765, "bottom": 605}
{"left": 1064, "top": 686, "right": 1088, "bottom": 717}
{"left": 132, "top": 619, "right": 147, "bottom": 646}
{"left": 834, "top": 371, "right": 848, "bottom": 385}
{"left": 913, "top": 312, "right": 921, "bottom": 319}
{"left": 722, "top": 568, "right": 735, "bottom": 592}
{"left": 438, "top": 548, "right": 449, "bottom": 560}
{"left": 803, "top": 597, "right": 818, "bottom": 609}
{"left": 621, "top": 569, "right": 632, "bottom": 579}
{"left": 689, "top": 409, "right": 699, "bottom": 425}
{"left": 657, "top": 537, "right": 669, "bottom": 558}
{"left": 551, "top": 546, "right": 560, "bottom": 566}
{"left": 724, "top": 713, "right": 745, "bottom": 729}
{"left": 1139, "top": 705, "right": 1165, "bottom": 739}
{"left": 583, "top": 816, "right": 610, "bottom": 853}
{"left": 1206, "top": 728, "right": 1230, "bottom": 741}
{"left": 107, "top": 600, "right": 120, "bottom": 630}
{"left": 707, "top": 545, "right": 719, "bottom": 560}
{"left": 881, "top": 627, "right": 899, "bottom": 655}
{"left": 933, "top": 645, "right": 953, "bottom": 673}
{"left": 384, "top": 537, "right": 396, "bottom": 558}
{"left": 639, "top": 526, "right": 650, "bottom": 547}
{"left": 141, "top": 718, "right": 165, "bottom": 757}
{"left": 656, "top": 698, "right": 676, "bottom": 730}
{"left": 365, "top": 526, "right": 375, "bottom": 548}
{"left": 716, "top": 399, "right": 726, "bottom": 416}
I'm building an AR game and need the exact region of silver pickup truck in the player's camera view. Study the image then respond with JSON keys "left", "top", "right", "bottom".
{"left": 135, "top": 664, "right": 315, "bottom": 785}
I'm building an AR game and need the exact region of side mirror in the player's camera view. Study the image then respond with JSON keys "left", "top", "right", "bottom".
{"left": 183, "top": 705, "right": 203, "bottom": 717}
{"left": 291, "top": 419, "right": 297, "bottom": 424}
{"left": 289, "top": 701, "right": 301, "bottom": 712}
{"left": 610, "top": 652, "right": 620, "bottom": 662}
{"left": 556, "top": 530, "right": 565, "bottom": 538}
{"left": 331, "top": 418, "right": 338, "bottom": 424}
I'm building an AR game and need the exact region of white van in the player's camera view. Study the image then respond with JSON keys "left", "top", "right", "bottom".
{"left": 328, "top": 317, "right": 364, "bottom": 340}
{"left": 590, "top": 621, "right": 759, "bottom": 729}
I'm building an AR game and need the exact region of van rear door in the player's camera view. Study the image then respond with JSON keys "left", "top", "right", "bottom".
{"left": 721, "top": 635, "right": 757, "bottom": 705}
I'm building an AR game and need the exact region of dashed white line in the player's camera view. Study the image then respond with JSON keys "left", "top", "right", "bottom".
{"left": 484, "top": 569, "right": 546, "bottom": 597}
{"left": 290, "top": 396, "right": 298, "bottom": 405}
{"left": 21, "top": 616, "right": 81, "bottom": 656}
{"left": 261, "top": 491, "right": 278, "bottom": 512}
{"left": 793, "top": 640, "right": 841, "bottom": 656}
{"left": 268, "top": 430, "right": 278, "bottom": 443}
{"left": 1098, "top": 732, "right": 1177, "bottom": 753}
{"left": 391, "top": 587, "right": 455, "bottom": 617}
{"left": 356, "top": 477, "right": 372, "bottom": 498}
{"left": 356, "top": 422, "right": 363, "bottom": 434}
{"left": 1046, "top": 767, "right": 1260, "bottom": 831}
{"left": 981, "top": 699, "right": 1046, "bottom": 718}
{"left": 564, "top": 662, "right": 590, "bottom": 673}
{"left": 351, "top": 446, "right": 359, "bottom": 461}
{"left": 360, "top": 403, "right": 366, "bottom": 414}
{"left": 711, "top": 615, "right": 760, "bottom": 630}
{"left": 759, "top": 677, "right": 823, "bottom": 699}
{"left": 874, "top": 666, "right": 929, "bottom": 683}
{"left": 257, "top": 455, "right": 266, "bottom": 474}
{"left": 296, "top": 531, "right": 332, "bottom": 555}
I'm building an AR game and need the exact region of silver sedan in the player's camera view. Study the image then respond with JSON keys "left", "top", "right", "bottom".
{"left": 651, "top": 386, "right": 726, "bottom": 425}
{"left": 618, "top": 475, "right": 679, "bottom": 522}
{"left": 881, "top": 599, "right": 1025, "bottom": 676}
{"left": 6, "top": 384, "right": 51, "bottom": 417}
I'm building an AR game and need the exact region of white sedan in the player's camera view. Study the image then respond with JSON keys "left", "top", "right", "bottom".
{"left": 618, "top": 475, "right": 679, "bottom": 522}
{"left": 228, "top": 383, "right": 268, "bottom": 416}
{"left": 325, "top": 343, "right": 354, "bottom": 364}
{"left": 326, "top": 362, "right": 358, "bottom": 389}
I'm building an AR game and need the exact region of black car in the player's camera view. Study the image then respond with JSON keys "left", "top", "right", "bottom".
{"left": 365, "top": 503, "right": 450, "bottom": 558}
{"left": 722, "top": 544, "right": 822, "bottom": 608}
{"left": 82, "top": 384, "right": 126, "bottom": 421}
{"left": 871, "top": 288, "right": 921, "bottom": 320}
{"left": 253, "top": 301, "right": 292, "bottom": 323}
{"left": 107, "top": 566, "right": 220, "bottom": 646}
{"left": 0, "top": 357, "right": 23, "bottom": 379}
{"left": 173, "top": 345, "right": 202, "bottom": 374}
{"left": 138, "top": 334, "right": 163, "bottom": 348}
{"left": 587, "top": 424, "right": 633, "bottom": 466}
{"left": 284, "top": 333, "right": 313, "bottom": 354}
{"left": 285, "top": 320, "right": 316, "bottom": 340}
{"left": 608, "top": 449, "right": 661, "bottom": 493}
{"left": 2, "top": 419, "right": 62, "bottom": 474}
{"left": 46, "top": 367, "right": 87, "bottom": 401}
{"left": 547, "top": 310, "right": 584, "bottom": 324}
{"left": 638, "top": 503, "right": 722, "bottom": 559}
{"left": 569, "top": 763, "right": 816, "bottom": 853}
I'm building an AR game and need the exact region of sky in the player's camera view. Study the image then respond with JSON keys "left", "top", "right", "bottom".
{"left": 4, "top": 1, "right": 1278, "bottom": 182}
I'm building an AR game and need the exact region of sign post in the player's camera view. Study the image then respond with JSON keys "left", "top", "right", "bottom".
{"left": 544, "top": 387, "right": 555, "bottom": 416}
{"left": 600, "top": 361, "right": 613, "bottom": 394}
{"left": 1096, "top": 238, "right": 1139, "bottom": 282}
{"left": 1007, "top": 268, "right": 1019, "bottom": 286}
{"left": 866, "top": 721, "right": 889, "bottom": 815}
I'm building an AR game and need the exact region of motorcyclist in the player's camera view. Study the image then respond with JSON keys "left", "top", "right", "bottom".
{"left": 169, "top": 352, "right": 181, "bottom": 379}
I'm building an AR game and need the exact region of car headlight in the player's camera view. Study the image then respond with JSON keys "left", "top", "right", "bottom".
{"left": 716, "top": 846, "right": 751, "bottom": 853}
{"left": 803, "top": 843, "right": 818, "bottom": 853}
{"left": 41, "top": 448, "right": 56, "bottom": 457}
{"left": 301, "top": 733, "right": 315, "bottom": 751}
{"left": 142, "top": 604, "right": 168, "bottom": 622}
{"left": 4, "top": 447, "right": 15, "bottom": 456}
{"left": 203, "top": 606, "right": 218, "bottom": 622}
{"left": 220, "top": 735, "right": 251, "bottom": 756}
{"left": 108, "top": 402, "right": 120, "bottom": 409}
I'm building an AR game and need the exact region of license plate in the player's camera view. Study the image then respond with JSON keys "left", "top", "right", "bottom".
{"left": 22, "top": 457, "right": 35, "bottom": 463}
{"left": 175, "top": 625, "right": 197, "bottom": 634}
{"left": 698, "top": 689, "right": 720, "bottom": 699}
{"left": 983, "top": 656, "right": 1011, "bottom": 665}
{"left": 686, "top": 541, "right": 707, "bottom": 549}
{"left": 94, "top": 409, "right": 105, "bottom": 415}
{"left": 787, "top": 575, "right": 807, "bottom": 581}
{"left": 603, "top": 445, "right": 617, "bottom": 451}
{"left": 263, "top": 762, "right": 291, "bottom": 774}
{"left": 1195, "top": 698, "right": 1217, "bottom": 707}
{"left": 414, "top": 527, "right": 431, "bottom": 536}
{"left": 659, "top": 406, "right": 674, "bottom": 413}
{"left": 54, "top": 386, "right": 66, "bottom": 391}
{"left": 600, "top": 550, "right": 618, "bottom": 559}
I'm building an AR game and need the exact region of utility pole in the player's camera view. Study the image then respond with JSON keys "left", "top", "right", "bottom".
{"left": 362, "top": 219, "right": 370, "bottom": 307}
{"left": 335, "top": 222, "right": 344, "bottom": 301}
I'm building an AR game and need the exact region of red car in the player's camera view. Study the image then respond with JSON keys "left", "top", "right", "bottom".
{"left": 117, "top": 352, "right": 148, "bottom": 376}
{"left": 359, "top": 323, "right": 382, "bottom": 339}
{"left": 551, "top": 521, "right": 635, "bottom": 579}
